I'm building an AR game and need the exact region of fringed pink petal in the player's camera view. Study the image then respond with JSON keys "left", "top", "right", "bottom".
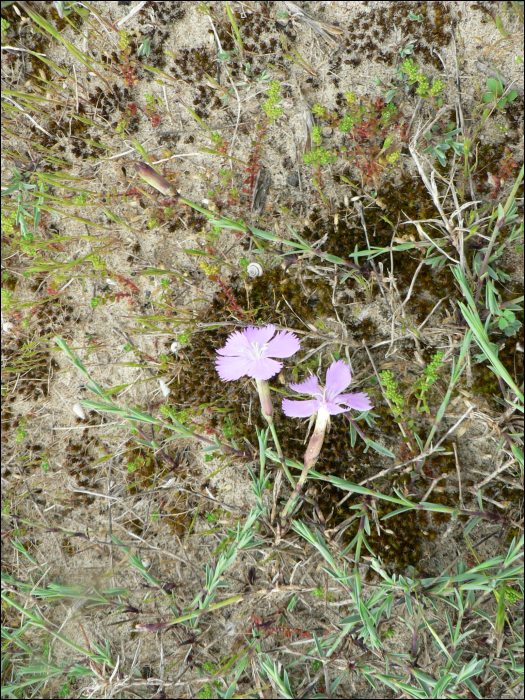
{"left": 325, "top": 360, "right": 352, "bottom": 402}
{"left": 281, "top": 398, "right": 320, "bottom": 418}
{"left": 264, "top": 330, "right": 300, "bottom": 358}
{"left": 337, "top": 392, "right": 373, "bottom": 411}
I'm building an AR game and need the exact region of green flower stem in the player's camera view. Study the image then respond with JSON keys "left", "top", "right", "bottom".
{"left": 266, "top": 417, "right": 295, "bottom": 488}
{"left": 254, "top": 379, "right": 295, "bottom": 488}
{"left": 280, "top": 461, "right": 311, "bottom": 520}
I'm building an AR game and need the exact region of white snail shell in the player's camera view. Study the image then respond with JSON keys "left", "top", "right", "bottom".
{"left": 72, "top": 402, "right": 86, "bottom": 420}
{"left": 247, "top": 262, "right": 263, "bottom": 278}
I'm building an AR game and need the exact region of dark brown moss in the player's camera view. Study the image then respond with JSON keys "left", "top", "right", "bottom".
{"left": 344, "top": 2, "right": 456, "bottom": 71}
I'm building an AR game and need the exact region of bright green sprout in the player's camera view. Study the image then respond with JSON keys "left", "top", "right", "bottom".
{"left": 339, "top": 114, "right": 355, "bottom": 132}
{"left": 177, "top": 330, "right": 191, "bottom": 345}
{"left": 160, "top": 404, "right": 190, "bottom": 424}
{"left": 303, "top": 147, "right": 337, "bottom": 166}
{"left": 198, "top": 260, "right": 220, "bottom": 276}
{"left": 312, "top": 103, "right": 328, "bottom": 117}
{"left": 401, "top": 58, "right": 443, "bottom": 99}
{"left": 118, "top": 30, "right": 130, "bottom": 51}
{"left": 1, "top": 209, "right": 17, "bottom": 235}
{"left": 430, "top": 78, "right": 445, "bottom": 96}
{"left": 401, "top": 58, "right": 419, "bottom": 82}
{"left": 58, "top": 682, "right": 71, "bottom": 698}
{"left": 311, "top": 125, "right": 322, "bottom": 146}
{"left": 262, "top": 80, "right": 283, "bottom": 123}
{"left": 88, "top": 254, "right": 106, "bottom": 270}
{"left": 386, "top": 151, "right": 400, "bottom": 164}
{"left": 115, "top": 117, "right": 129, "bottom": 134}
{"left": 72, "top": 192, "right": 88, "bottom": 205}
{"left": 413, "top": 351, "right": 444, "bottom": 413}
{"left": 416, "top": 74, "right": 430, "bottom": 95}
{"left": 381, "top": 102, "right": 397, "bottom": 123}
{"left": 16, "top": 418, "right": 28, "bottom": 444}
{"left": 499, "top": 585, "right": 523, "bottom": 603}
{"left": 380, "top": 370, "right": 405, "bottom": 419}
{"left": 1, "top": 289, "right": 13, "bottom": 309}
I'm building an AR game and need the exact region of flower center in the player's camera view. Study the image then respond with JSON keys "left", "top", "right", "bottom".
{"left": 248, "top": 341, "right": 266, "bottom": 359}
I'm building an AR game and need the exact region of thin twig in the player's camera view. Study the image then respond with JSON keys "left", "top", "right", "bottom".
{"left": 453, "top": 442, "right": 464, "bottom": 508}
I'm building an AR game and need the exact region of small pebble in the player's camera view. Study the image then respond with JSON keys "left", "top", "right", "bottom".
{"left": 287, "top": 172, "right": 300, "bottom": 187}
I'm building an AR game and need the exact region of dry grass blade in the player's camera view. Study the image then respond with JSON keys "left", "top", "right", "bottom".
{"left": 284, "top": 1, "right": 343, "bottom": 47}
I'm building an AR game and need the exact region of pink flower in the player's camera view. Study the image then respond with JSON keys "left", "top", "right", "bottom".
{"left": 215, "top": 324, "right": 300, "bottom": 382}
{"left": 282, "top": 360, "right": 372, "bottom": 418}
{"left": 280, "top": 362, "right": 373, "bottom": 501}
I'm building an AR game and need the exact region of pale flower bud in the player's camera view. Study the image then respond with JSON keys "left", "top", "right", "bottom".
{"left": 303, "top": 406, "right": 330, "bottom": 471}
{"left": 134, "top": 162, "right": 179, "bottom": 197}
{"left": 256, "top": 379, "right": 273, "bottom": 419}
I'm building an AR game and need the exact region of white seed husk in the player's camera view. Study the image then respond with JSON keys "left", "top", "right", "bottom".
{"left": 158, "top": 378, "right": 171, "bottom": 397}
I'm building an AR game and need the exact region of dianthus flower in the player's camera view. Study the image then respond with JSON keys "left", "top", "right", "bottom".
{"left": 281, "top": 360, "right": 373, "bottom": 516}
{"left": 282, "top": 359, "right": 372, "bottom": 420}
{"left": 215, "top": 324, "right": 300, "bottom": 487}
{"left": 216, "top": 324, "right": 299, "bottom": 385}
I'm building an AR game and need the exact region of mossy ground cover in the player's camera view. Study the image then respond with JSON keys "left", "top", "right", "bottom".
{"left": 1, "top": 2, "right": 523, "bottom": 698}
